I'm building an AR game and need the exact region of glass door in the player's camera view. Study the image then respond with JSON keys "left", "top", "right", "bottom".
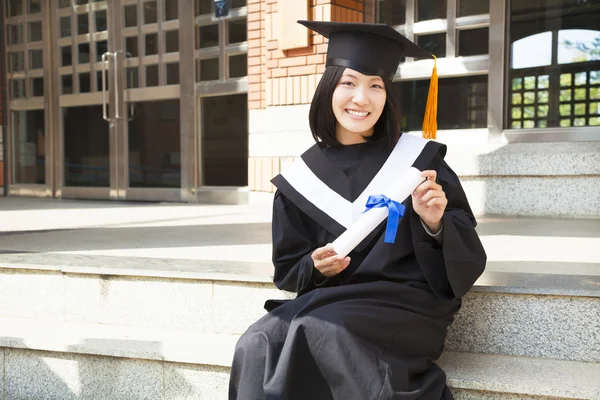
{"left": 113, "top": 0, "right": 182, "bottom": 201}
{"left": 53, "top": 0, "right": 119, "bottom": 199}
{"left": 53, "top": 0, "right": 184, "bottom": 201}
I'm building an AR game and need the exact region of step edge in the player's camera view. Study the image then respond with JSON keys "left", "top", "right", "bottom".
{"left": 0, "top": 317, "right": 239, "bottom": 367}
{"left": 2, "top": 263, "right": 600, "bottom": 297}
{"left": 440, "top": 352, "right": 600, "bottom": 399}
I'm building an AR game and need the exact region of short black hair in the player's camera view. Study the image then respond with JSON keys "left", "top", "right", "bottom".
{"left": 308, "top": 65, "right": 402, "bottom": 148}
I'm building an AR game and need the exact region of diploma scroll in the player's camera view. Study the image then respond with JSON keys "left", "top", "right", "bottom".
{"left": 331, "top": 167, "right": 425, "bottom": 258}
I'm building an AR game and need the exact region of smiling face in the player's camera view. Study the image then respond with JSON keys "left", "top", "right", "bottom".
{"left": 331, "top": 68, "right": 387, "bottom": 145}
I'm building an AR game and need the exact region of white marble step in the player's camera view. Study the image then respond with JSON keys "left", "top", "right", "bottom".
{"left": 1, "top": 262, "right": 599, "bottom": 363}
{"left": 1, "top": 317, "right": 599, "bottom": 399}
{"left": 439, "top": 352, "right": 600, "bottom": 400}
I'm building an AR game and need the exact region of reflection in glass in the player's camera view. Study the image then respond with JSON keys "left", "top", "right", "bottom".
{"left": 29, "top": 0, "right": 42, "bottom": 14}
{"left": 509, "top": 0, "right": 600, "bottom": 129}
{"left": 145, "top": 33, "right": 158, "bottom": 55}
{"left": 231, "top": 0, "right": 246, "bottom": 7}
{"left": 8, "top": 0, "right": 23, "bottom": 17}
{"left": 60, "top": 16, "right": 71, "bottom": 37}
{"left": 200, "top": 58, "right": 219, "bottom": 81}
{"left": 128, "top": 100, "right": 181, "bottom": 188}
{"left": 195, "top": 0, "right": 212, "bottom": 15}
{"left": 228, "top": 19, "right": 247, "bottom": 44}
{"left": 165, "top": 30, "right": 179, "bottom": 53}
{"left": 64, "top": 106, "right": 110, "bottom": 187}
{"left": 377, "top": 0, "right": 406, "bottom": 25}
{"left": 78, "top": 43, "right": 90, "bottom": 64}
{"left": 78, "top": 13, "right": 89, "bottom": 35}
{"left": 96, "top": 71, "right": 103, "bottom": 92}
{"left": 8, "top": 25, "right": 24, "bottom": 45}
{"left": 31, "top": 78, "right": 44, "bottom": 97}
{"left": 202, "top": 95, "right": 248, "bottom": 186}
{"left": 79, "top": 73, "right": 91, "bottom": 93}
{"left": 198, "top": 25, "right": 219, "bottom": 48}
{"left": 165, "top": 1, "right": 178, "bottom": 20}
{"left": 95, "top": 10, "right": 107, "bottom": 32}
{"left": 29, "top": 21, "right": 42, "bottom": 42}
{"left": 458, "top": 0, "right": 489, "bottom": 17}
{"left": 399, "top": 75, "right": 488, "bottom": 130}
{"left": 9, "top": 52, "right": 25, "bottom": 72}
{"left": 229, "top": 54, "right": 247, "bottom": 78}
{"left": 458, "top": 28, "right": 489, "bottom": 57}
{"left": 416, "top": 33, "right": 446, "bottom": 59}
{"left": 127, "top": 67, "right": 139, "bottom": 88}
{"left": 416, "top": 0, "right": 446, "bottom": 22}
{"left": 10, "top": 80, "right": 26, "bottom": 98}
{"left": 559, "top": 30, "right": 600, "bottom": 64}
{"left": 166, "top": 63, "right": 179, "bottom": 85}
{"left": 61, "top": 46, "right": 73, "bottom": 66}
{"left": 124, "top": 5, "right": 137, "bottom": 27}
{"left": 62, "top": 75, "right": 74, "bottom": 94}
{"left": 126, "top": 36, "right": 139, "bottom": 57}
{"left": 144, "top": 1, "right": 158, "bottom": 24}
{"left": 29, "top": 49, "right": 43, "bottom": 69}
{"left": 12, "top": 110, "right": 46, "bottom": 184}
{"left": 96, "top": 40, "right": 108, "bottom": 62}
{"left": 512, "top": 32, "right": 552, "bottom": 69}
{"left": 146, "top": 65, "right": 159, "bottom": 86}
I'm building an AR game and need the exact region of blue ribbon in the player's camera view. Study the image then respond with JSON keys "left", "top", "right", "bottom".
{"left": 363, "top": 195, "right": 405, "bottom": 243}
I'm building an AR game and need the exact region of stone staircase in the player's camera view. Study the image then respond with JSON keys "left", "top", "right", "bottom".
{"left": 0, "top": 260, "right": 599, "bottom": 399}
{"left": 0, "top": 198, "right": 599, "bottom": 399}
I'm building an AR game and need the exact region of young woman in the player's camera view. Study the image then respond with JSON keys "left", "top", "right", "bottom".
{"left": 229, "top": 21, "right": 487, "bottom": 400}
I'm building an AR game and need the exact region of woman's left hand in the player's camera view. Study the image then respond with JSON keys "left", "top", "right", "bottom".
{"left": 411, "top": 170, "right": 447, "bottom": 232}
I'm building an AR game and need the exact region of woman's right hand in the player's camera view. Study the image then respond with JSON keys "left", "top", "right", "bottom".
{"left": 311, "top": 244, "right": 351, "bottom": 277}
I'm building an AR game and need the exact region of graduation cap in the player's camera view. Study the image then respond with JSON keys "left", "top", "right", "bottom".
{"left": 298, "top": 20, "right": 439, "bottom": 140}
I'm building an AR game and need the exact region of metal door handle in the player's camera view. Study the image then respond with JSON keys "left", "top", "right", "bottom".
{"left": 101, "top": 52, "right": 111, "bottom": 122}
{"left": 113, "top": 51, "right": 122, "bottom": 119}
{"left": 125, "top": 51, "right": 135, "bottom": 121}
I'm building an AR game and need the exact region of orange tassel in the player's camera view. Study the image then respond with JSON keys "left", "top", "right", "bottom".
{"left": 422, "top": 56, "right": 438, "bottom": 140}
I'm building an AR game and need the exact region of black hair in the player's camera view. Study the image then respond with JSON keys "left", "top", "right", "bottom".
{"left": 308, "top": 65, "right": 402, "bottom": 148}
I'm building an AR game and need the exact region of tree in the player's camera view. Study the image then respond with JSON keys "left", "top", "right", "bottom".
{"left": 563, "top": 35, "right": 600, "bottom": 61}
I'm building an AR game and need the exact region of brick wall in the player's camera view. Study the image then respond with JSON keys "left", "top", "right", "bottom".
{"left": 248, "top": 0, "right": 364, "bottom": 192}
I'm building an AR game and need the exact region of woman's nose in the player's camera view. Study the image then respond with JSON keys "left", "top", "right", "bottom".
{"left": 352, "top": 87, "right": 369, "bottom": 105}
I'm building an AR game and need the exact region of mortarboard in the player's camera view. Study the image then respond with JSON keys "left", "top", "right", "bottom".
{"left": 298, "top": 20, "right": 439, "bottom": 140}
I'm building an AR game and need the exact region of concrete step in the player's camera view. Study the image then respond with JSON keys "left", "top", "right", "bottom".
{"left": 1, "top": 317, "right": 599, "bottom": 400}
{"left": 440, "top": 352, "right": 600, "bottom": 400}
{"left": 0, "top": 317, "right": 233, "bottom": 399}
{"left": 0, "top": 262, "right": 599, "bottom": 363}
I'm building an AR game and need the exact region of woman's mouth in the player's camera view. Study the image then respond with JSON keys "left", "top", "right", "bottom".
{"left": 346, "top": 109, "right": 370, "bottom": 118}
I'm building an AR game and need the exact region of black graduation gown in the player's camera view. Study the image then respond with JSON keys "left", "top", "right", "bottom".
{"left": 229, "top": 134, "right": 487, "bottom": 400}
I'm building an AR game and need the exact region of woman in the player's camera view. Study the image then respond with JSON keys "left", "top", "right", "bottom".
{"left": 229, "top": 21, "right": 487, "bottom": 400}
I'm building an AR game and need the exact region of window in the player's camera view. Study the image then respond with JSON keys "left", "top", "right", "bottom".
{"left": 416, "top": 33, "right": 446, "bottom": 59}
{"left": 458, "top": 0, "right": 489, "bottom": 17}
{"left": 377, "top": 0, "right": 406, "bottom": 26}
{"left": 198, "top": 24, "right": 219, "bottom": 48}
{"left": 508, "top": 0, "right": 600, "bottom": 129}
{"left": 11, "top": 110, "right": 46, "bottom": 184}
{"left": 229, "top": 54, "right": 247, "bottom": 78}
{"left": 416, "top": 0, "right": 447, "bottom": 22}
{"left": 398, "top": 75, "right": 488, "bottom": 131}
{"left": 458, "top": 28, "right": 489, "bottom": 57}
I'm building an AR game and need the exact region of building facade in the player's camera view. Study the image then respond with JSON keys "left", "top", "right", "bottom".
{"left": 2, "top": 0, "right": 599, "bottom": 216}
{"left": 2, "top": 0, "right": 250, "bottom": 203}
{"left": 247, "top": 0, "right": 600, "bottom": 217}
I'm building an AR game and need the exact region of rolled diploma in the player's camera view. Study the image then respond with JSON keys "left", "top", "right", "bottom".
{"left": 331, "top": 167, "right": 425, "bottom": 258}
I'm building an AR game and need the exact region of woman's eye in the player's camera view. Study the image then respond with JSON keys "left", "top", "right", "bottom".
{"left": 341, "top": 81, "right": 354, "bottom": 86}
{"left": 371, "top": 84, "right": 383, "bottom": 89}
